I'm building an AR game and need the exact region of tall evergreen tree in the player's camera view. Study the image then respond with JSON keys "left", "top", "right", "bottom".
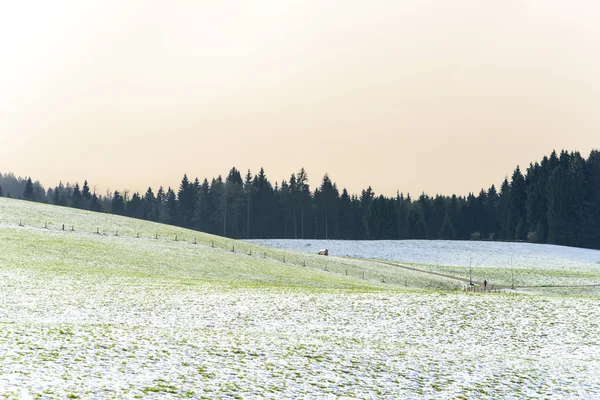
{"left": 177, "top": 174, "right": 196, "bottom": 228}
{"left": 111, "top": 191, "right": 125, "bottom": 215}
{"left": 72, "top": 183, "right": 83, "bottom": 209}
{"left": 439, "top": 213, "right": 456, "bottom": 240}
{"left": 296, "top": 168, "right": 309, "bottom": 239}
{"left": 406, "top": 203, "right": 428, "bottom": 239}
{"left": 23, "top": 178, "right": 34, "bottom": 201}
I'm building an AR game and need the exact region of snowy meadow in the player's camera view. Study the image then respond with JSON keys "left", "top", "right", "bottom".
{"left": 1, "top": 198, "right": 600, "bottom": 398}
{"left": 248, "top": 239, "right": 600, "bottom": 291}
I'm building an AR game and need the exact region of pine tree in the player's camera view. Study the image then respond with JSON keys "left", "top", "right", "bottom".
{"left": 111, "top": 191, "right": 125, "bottom": 215}
{"left": 90, "top": 193, "right": 102, "bottom": 212}
{"left": 166, "top": 187, "right": 178, "bottom": 225}
{"left": 243, "top": 170, "right": 254, "bottom": 238}
{"left": 296, "top": 168, "right": 309, "bottom": 239}
{"left": 289, "top": 174, "right": 298, "bottom": 239}
{"left": 439, "top": 213, "right": 456, "bottom": 240}
{"left": 497, "top": 178, "right": 510, "bottom": 240}
{"left": 484, "top": 185, "right": 498, "bottom": 239}
{"left": 506, "top": 171, "right": 526, "bottom": 240}
{"left": 82, "top": 180, "right": 92, "bottom": 208}
{"left": 23, "top": 178, "right": 34, "bottom": 201}
{"left": 338, "top": 188, "right": 353, "bottom": 239}
{"left": 72, "top": 183, "right": 83, "bottom": 209}
{"left": 177, "top": 174, "right": 195, "bottom": 228}
{"left": 406, "top": 204, "right": 428, "bottom": 239}
{"left": 319, "top": 174, "right": 339, "bottom": 239}
{"left": 224, "top": 168, "right": 244, "bottom": 237}
{"left": 546, "top": 165, "right": 568, "bottom": 245}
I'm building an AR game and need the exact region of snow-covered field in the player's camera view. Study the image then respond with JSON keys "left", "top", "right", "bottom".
{"left": 247, "top": 239, "right": 600, "bottom": 289}
{"left": 1, "top": 198, "right": 600, "bottom": 398}
{"left": 2, "top": 268, "right": 599, "bottom": 398}
{"left": 246, "top": 239, "right": 600, "bottom": 270}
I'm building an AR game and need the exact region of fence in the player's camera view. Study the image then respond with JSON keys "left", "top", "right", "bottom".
{"left": 10, "top": 218, "right": 421, "bottom": 289}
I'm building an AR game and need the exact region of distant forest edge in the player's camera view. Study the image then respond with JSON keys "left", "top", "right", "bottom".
{"left": 2, "top": 149, "right": 600, "bottom": 249}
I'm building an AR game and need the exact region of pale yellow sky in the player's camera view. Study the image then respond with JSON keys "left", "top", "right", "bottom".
{"left": 1, "top": 1, "right": 599, "bottom": 196}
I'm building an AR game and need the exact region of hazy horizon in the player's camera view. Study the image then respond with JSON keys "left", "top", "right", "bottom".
{"left": 2, "top": 1, "right": 600, "bottom": 197}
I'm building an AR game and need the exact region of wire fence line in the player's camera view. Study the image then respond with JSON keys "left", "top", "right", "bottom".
{"left": 10, "top": 218, "right": 449, "bottom": 289}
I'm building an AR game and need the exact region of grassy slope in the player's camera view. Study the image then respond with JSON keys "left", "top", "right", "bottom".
{"left": 401, "top": 261, "right": 600, "bottom": 289}
{"left": 0, "top": 198, "right": 462, "bottom": 290}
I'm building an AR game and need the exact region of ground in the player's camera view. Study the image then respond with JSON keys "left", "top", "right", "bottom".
{"left": 1, "top": 198, "right": 599, "bottom": 398}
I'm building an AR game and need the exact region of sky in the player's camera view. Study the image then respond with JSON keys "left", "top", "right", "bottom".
{"left": 1, "top": 1, "right": 599, "bottom": 197}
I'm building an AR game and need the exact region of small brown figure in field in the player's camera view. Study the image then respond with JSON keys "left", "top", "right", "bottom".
{"left": 484, "top": 280, "right": 488, "bottom": 291}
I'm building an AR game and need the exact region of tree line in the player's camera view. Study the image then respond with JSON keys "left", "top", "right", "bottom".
{"left": 1, "top": 149, "right": 599, "bottom": 249}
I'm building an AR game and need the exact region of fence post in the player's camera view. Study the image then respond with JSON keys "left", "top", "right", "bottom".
{"left": 345, "top": 269, "right": 348, "bottom": 275}
{"left": 115, "top": 230, "right": 118, "bottom": 236}
{"left": 155, "top": 233, "right": 158, "bottom": 240}
{"left": 303, "top": 260, "right": 306, "bottom": 267}
{"left": 71, "top": 225, "right": 74, "bottom": 231}
{"left": 194, "top": 237, "right": 197, "bottom": 245}
{"left": 232, "top": 245, "right": 235, "bottom": 252}
{"left": 97, "top": 227, "right": 100, "bottom": 234}
{"left": 283, "top": 256, "right": 285, "bottom": 263}
{"left": 362, "top": 271, "right": 365, "bottom": 280}
{"left": 44, "top": 222, "right": 47, "bottom": 229}
{"left": 137, "top": 232, "right": 140, "bottom": 238}
{"left": 211, "top": 241, "right": 214, "bottom": 248}
{"left": 19, "top": 219, "right": 23, "bottom": 227}
{"left": 175, "top": 234, "right": 178, "bottom": 241}
{"left": 62, "top": 224, "right": 65, "bottom": 231}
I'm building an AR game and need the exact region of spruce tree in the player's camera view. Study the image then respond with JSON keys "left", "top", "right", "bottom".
{"left": 546, "top": 165, "right": 568, "bottom": 244}
{"left": 23, "top": 178, "right": 34, "bottom": 201}
{"left": 177, "top": 174, "right": 195, "bottom": 227}
{"left": 439, "top": 213, "right": 456, "bottom": 240}
{"left": 90, "top": 193, "right": 102, "bottom": 212}
{"left": 406, "top": 204, "right": 428, "bottom": 239}
{"left": 111, "top": 191, "right": 125, "bottom": 215}
{"left": 72, "top": 183, "right": 83, "bottom": 209}
{"left": 81, "top": 181, "right": 90, "bottom": 198}
{"left": 296, "top": 168, "right": 309, "bottom": 239}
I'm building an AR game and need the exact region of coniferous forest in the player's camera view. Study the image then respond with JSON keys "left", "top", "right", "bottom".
{"left": 2, "top": 149, "right": 600, "bottom": 249}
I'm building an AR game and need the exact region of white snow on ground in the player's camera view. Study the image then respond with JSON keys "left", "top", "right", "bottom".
{"left": 246, "top": 239, "right": 600, "bottom": 270}
{"left": 0, "top": 197, "right": 599, "bottom": 398}
{"left": 1, "top": 271, "right": 599, "bottom": 398}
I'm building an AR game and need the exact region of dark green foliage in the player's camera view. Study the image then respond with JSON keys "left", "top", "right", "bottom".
{"left": 82, "top": 180, "right": 91, "bottom": 201}
{"left": 439, "top": 213, "right": 456, "bottom": 240}
{"left": 515, "top": 218, "right": 527, "bottom": 241}
{"left": 23, "top": 178, "right": 34, "bottom": 201}
{"left": 111, "top": 191, "right": 125, "bottom": 215}
{"left": 506, "top": 166, "right": 527, "bottom": 240}
{"left": 90, "top": 193, "right": 102, "bottom": 212}
{"left": 364, "top": 195, "right": 398, "bottom": 239}
{"left": 406, "top": 204, "right": 428, "bottom": 239}
{"left": 71, "top": 183, "right": 83, "bottom": 209}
